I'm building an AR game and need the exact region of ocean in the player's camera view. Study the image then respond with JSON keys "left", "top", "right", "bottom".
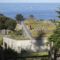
{"left": 0, "top": 3, "right": 60, "bottom": 20}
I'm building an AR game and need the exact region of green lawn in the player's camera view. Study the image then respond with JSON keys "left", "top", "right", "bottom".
{"left": 21, "top": 52, "right": 48, "bottom": 57}
{"left": 32, "top": 52, "right": 48, "bottom": 56}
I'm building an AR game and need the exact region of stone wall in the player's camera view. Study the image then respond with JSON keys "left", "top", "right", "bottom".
{"left": 3, "top": 37, "right": 48, "bottom": 53}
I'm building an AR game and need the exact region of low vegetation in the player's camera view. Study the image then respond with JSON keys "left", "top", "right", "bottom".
{"left": 32, "top": 52, "right": 48, "bottom": 56}
{"left": 24, "top": 19, "right": 56, "bottom": 38}
{"left": 8, "top": 30, "right": 30, "bottom": 40}
{"left": 0, "top": 35, "right": 3, "bottom": 46}
{"left": 0, "top": 15, "right": 17, "bottom": 30}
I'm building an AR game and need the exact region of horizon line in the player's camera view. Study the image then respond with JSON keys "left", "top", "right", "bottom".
{"left": 0, "top": 2, "right": 60, "bottom": 3}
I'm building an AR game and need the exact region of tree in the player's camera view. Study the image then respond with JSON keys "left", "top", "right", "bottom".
{"left": 29, "top": 15, "right": 34, "bottom": 19}
{"left": 0, "top": 16, "right": 7, "bottom": 29}
{"left": 48, "top": 8, "right": 60, "bottom": 60}
{"left": 48, "top": 22, "right": 60, "bottom": 60}
{"left": 0, "top": 13, "right": 4, "bottom": 16}
{"left": 5, "top": 20, "right": 17, "bottom": 30}
{"left": 16, "top": 14, "right": 24, "bottom": 23}
{"left": 0, "top": 15, "right": 17, "bottom": 30}
{"left": 56, "top": 8, "right": 60, "bottom": 18}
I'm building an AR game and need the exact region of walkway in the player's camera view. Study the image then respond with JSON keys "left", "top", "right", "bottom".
{"left": 21, "top": 21, "right": 34, "bottom": 40}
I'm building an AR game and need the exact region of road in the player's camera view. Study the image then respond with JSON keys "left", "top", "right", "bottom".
{"left": 21, "top": 21, "right": 34, "bottom": 40}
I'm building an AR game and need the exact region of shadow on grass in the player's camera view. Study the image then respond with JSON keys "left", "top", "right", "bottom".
{"left": 0, "top": 46, "right": 31, "bottom": 60}
{"left": 0, "top": 46, "right": 18, "bottom": 60}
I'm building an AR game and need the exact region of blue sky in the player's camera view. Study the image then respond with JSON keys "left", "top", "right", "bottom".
{"left": 0, "top": 0, "right": 60, "bottom": 3}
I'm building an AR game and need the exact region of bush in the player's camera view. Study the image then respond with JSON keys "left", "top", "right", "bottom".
{"left": 16, "top": 30, "right": 23, "bottom": 35}
{"left": 0, "top": 15, "right": 17, "bottom": 30}
{"left": 5, "top": 20, "right": 17, "bottom": 30}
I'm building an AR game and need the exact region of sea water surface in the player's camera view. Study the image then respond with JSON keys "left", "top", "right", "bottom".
{"left": 0, "top": 3, "right": 60, "bottom": 20}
